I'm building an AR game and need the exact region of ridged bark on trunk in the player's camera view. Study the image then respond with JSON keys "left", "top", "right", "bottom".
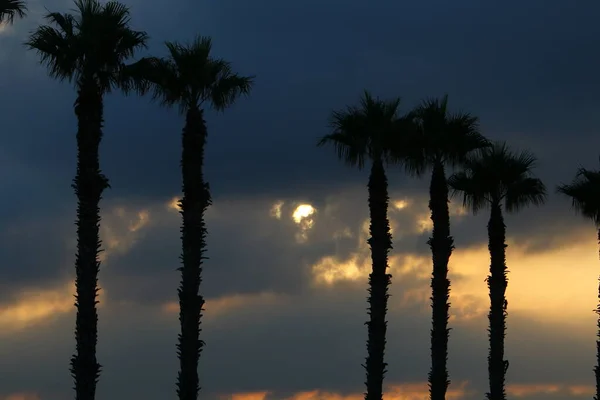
{"left": 594, "top": 228, "right": 600, "bottom": 400}
{"left": 176, "top": 106, "right": 211, "bottom": 400}
{"left": 486, "top": 203, "right": 508, "bottom": 400}
{"left": 427, "top": 160, "right": 454, "bottom": 400}
{"left": 363, "top": 156, "right": 393, "bottom": 400}
{"left": 70, "top": 76, "right": 107, "bottom": 400}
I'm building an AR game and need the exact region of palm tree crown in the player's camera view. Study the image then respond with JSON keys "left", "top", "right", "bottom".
{"left": 145, "top": 35, "right": 253, "bottom": 113}
{"left": 449, "top": 141, "right": 546, "bottom": 213}
{"left": 402, "top": 94, "right": 489, "bottom": 174}
{"left": 0, "top": 0, "right": 26, "bottom": 24}
{"left": 318, "top": 90, "right": 408, "bottom": 168}
{"left": 557, "top": 165, "right": 600, "bottom": 226}
{"left": 25, "top": 0, "right": 148, "bottom": 93}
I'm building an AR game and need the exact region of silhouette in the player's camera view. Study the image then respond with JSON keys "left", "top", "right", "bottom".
{"left": 25, "top": 1, "right": 149, "bottom": 399}
{"left": 0, "top": 0, "right": 26, "bottom": 24}
{"left": 557, "top": 164, "right": 600, "bottom": 400}
{"left": 318, "top": 91, "right": 413, "bottom": 400}
{"left": 449, "top": 142, "right": 546, "bottom": 400}
{"left": 142, "top": 36, "right": 253, "bottom": 400}
{"left": 398, "top": 95, "right": 488, "bottom": 400}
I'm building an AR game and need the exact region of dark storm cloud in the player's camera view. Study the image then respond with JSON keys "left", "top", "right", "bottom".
{"left": 2, "top": 0, "right": 599, "bottom": 206}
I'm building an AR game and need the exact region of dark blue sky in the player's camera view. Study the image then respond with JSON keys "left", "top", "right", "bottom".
{"left": 1, "top": 1, "right": 599, "bottom": 399}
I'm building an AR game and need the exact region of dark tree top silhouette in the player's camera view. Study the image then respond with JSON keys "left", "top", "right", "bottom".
{"left": 25, "top": 0, "right": 148, "bottom": 94}
{"left": 144, "top": 35, "right": 254, "bottom": 113}
{"left": 448, "top": 141, "right": 547, "bottom": 213}
{"left": 0, "top": 0, "right": 26, "bottom": 24}
{"left": 318, "top": 90, "right": 411, "bottom": 169}
{"left": 557, "top": 165, "right": 600, "bottom": 226}
{"left": 398, "top": 94, "right": 489, "bottom": 176}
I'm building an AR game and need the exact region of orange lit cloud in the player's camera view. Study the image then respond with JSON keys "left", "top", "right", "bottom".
{"left": 0, "top": 281, "right": 75, "bottom": 331}
{"left": 1, "top": 393, "right": 41, "bottom": 400}
{"left": 310, "top": 195, "right": 600, "bottom": 326}
{"left": 506, "top": 383, "right": 594, "bottom": 397}
{"left": 161, "top": 292, "right": 285, "bottom": 318}
{"left": 0, "top": 278, "right": 110, "bottom": 333}
{"left": 225, "top": 382, "right": 469, "bottom": 400}
{"left": 100, "top": 206, "right": 150, "bottom": 263}
{"left": 228, "top": 393, "right": 271, "bottom": 400}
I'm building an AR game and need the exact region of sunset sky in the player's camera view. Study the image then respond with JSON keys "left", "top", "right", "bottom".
{"left": 1, "top": 1, "right": 600, "bottom": 400}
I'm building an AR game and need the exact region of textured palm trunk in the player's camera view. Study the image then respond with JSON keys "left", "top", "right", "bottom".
{"left": 428, "top": 160, "right": 453, "bottom": 400}
{"left": 486, "top": 203, "right": 508, "bottom": 400}
{"left": 594, "top": 228, "right": 600, "bottom": 400}
{"left": 70, "top": 77, "right": 106, "bottom": 400}
{"left": 364, "top": 156, "right": 392, "bottom": 400}
{"left": 176, "top": 106, "right": 210, "bottom": 400}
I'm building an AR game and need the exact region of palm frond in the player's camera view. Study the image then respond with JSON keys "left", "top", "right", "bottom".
{"left": 25, "top": 20, "right": 78, "bottom": 81}
{"left": 557, "top": 165, "right": 600, "bottom": 225}
{"left": 387, "top": 111, "right": 427, "bottom": 176}
{"left": 318, "top": 107, "right": 369, "bottom": 169}
{"left": 26, "top": 0, "right": 148, "bottom": 92}
{"left": 0, "top": 0, "right": 27, "bottom": 24}
{"left": 505, "top": 177, "right": 546, "bottom": 213}
{"left": 450, "top": 141, "right": 545, "bottom": 214}
{"left": 208, "top": 60, "right": 254, "bottom": 111}
{"left": 318, "top": 90, "right": 405, "bottom": 170}
{"left": 146, "top": 35, "right": 252, "bottom": 112}
{"left": 448, "top": 170, "right": 489, "bottom": 215}
{"left": 410, "top": 95, "right": 488, "bottom": 168}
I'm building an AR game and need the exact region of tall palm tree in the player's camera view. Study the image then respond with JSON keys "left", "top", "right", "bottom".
{"left": 557, "top": 163, "right": 600, "bottom": 400}
{"left": 396, "top": 95, "right": 488, "bottom": 400}
{"left": 144, "top": 36, "right": 253, "bottom": 400}
{"left": 0, "top": 0, "right": 26, "bottom": 24}
{"left": 318, "top": 91, "right": 413, "bottom": 400}
{"left": 449, "top": 142, "right": 546, "bottom": 400}
{"left": 25, "top": 1, "right": 148, "bottom": 399}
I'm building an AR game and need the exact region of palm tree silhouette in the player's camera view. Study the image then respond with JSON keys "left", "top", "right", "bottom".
{"left": 143, "top": 36, "right": 253, "bottom": 400}
{"left": 318, "top": 91, "right": 413, "bottom": 400}
{"left": 557, "top": 163, "right": 600, "bottom": 400}
{"left": 449, "top": 142, "right": 546, "bottom": 400}
{"left": 25, "top": 1, "right": 148, "bottom": 398}
{"left": 0, "top": 0, "right": 26, "bottom": 24}
{"left": 400, "top": 95, "right": 488, "bottom": 400}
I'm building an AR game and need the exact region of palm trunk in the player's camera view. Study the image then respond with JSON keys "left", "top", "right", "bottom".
{"left": 428, "top": 160, "right": 453, "bottom": 400}
{"left": 176, "top": 106, "right": 210, "bottom": 400}
{"left": 70, "top": 77, "right": 106, "bottom": 400}
{"left": 594, "top": 228, "right": 600, "bottom": 400}
{"left": 363, "top": 156, "right": 392, "bottom": 400}
{"left": 486, "top": 203, "right": 508, "bottom": 400}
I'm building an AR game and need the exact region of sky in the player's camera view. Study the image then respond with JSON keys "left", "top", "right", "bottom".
{"left": 1, "top": 0, "right": 600, "bottom": 399}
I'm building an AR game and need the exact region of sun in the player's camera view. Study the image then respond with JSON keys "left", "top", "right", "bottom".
{"left": 292, "top": 204, "right": 315, "bottom": 223}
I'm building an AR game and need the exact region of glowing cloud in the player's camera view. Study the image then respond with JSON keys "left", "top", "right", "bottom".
{"left": 0, "top": 281, "right": 81, "bottom": 332}
{"left": 394, "top": 199, "right": 410, "bottom": 210}
{"left": 292, "top": 204, "right": 316, "bottom": 243}
{"left": 167, "top": 196, "right": 182, "bottom": 212}
{"left": 224, "top": 382, "right": 469, "bottom": 400}
{"left": 162, "top": 292, "right": 285, "bottom": 319}
{"left": 100, "top": 206, "right": 151, "bottom": 263}
{"left": 221, "top": 392, "right": 270, "bottom": 400}
{"left": 270, "top": 200, "right": 284, "bottom": 219}
{"left": 1, "top": 393, "right": 41, "bottom": 400}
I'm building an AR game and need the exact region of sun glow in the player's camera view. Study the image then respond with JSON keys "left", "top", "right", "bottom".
{"left": 292, "top": 204, "right": 316, "bottom": 242}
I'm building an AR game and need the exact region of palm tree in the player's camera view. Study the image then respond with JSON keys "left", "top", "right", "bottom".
{"left": 449, "top": 142, "right": 546, "bottom": 400}
{"left": 396, "top": 95, "right": 488, "bottom": 400}
{"left": 25, "top": 1, "right": 148, "bottom": 399}
{"left": 318, "top": 91, "right": 413, "bottom": 400}
{"left": 0, "top": 0, "right": 26, "bottom": 24}
{"left": 557, "top": 163, "right": 600, "bottom": 400}
{"left": 144, "top": 36, "right": 253, "bottom": 400}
